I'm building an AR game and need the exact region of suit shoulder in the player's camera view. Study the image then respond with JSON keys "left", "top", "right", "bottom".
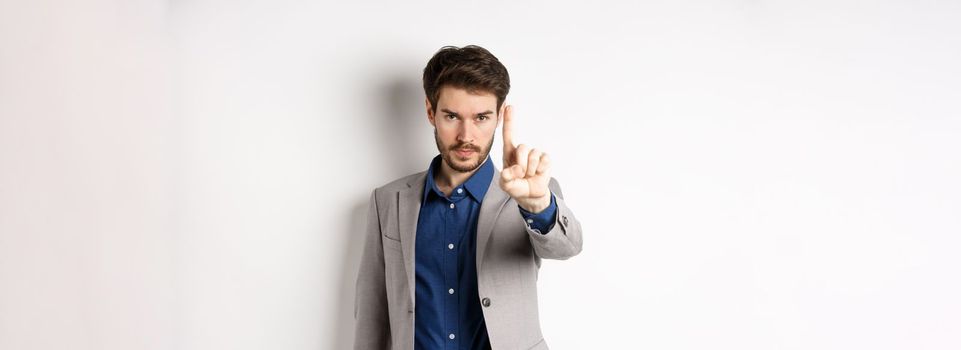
{"left": 372, "top": 170, "right": 426, "bottom": 195}
{"left": 548, "top": 176, "right": 564, "bottom": 199}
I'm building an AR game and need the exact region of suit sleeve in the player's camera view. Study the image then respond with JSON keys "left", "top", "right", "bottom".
{"left": 353, "top": 189, "right": 391, "bottom": 349}
{"left": 524, "top": 177, "right": 584, "bottom": 260}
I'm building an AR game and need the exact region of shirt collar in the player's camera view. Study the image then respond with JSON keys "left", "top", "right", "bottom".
{"left": 422, "top": 153, "right": 494, "bottom": 204}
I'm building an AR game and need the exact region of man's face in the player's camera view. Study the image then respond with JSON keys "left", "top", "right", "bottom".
{"left": 427, "top": 86, "right": 499, "bottom": 173}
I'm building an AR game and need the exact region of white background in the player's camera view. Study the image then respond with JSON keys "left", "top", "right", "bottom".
{"left": 1, "top": 1, "right": 959, "bottom": 349}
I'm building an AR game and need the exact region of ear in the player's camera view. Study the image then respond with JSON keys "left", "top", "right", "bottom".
{"left": 426, "top": 98, "right": 435, "bottom": 126}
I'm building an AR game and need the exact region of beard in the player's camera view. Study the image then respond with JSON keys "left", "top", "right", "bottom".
{"left": 434, "top": 129, "right": 493, "bottom": 173}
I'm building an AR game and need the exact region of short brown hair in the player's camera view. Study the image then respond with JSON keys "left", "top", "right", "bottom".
{"left": 422, "top": 45, "right": 511, "bottom": 114}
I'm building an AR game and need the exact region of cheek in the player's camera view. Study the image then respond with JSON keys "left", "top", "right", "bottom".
{"left": 435, "top": 128, "right": 457, "bottom": 143}
{"left": 480, "top": 124, "right": 497, "bottom": 138}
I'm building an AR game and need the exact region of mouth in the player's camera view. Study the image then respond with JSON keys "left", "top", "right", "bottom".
{"left": 454, "top": 148, "right": 475, "bottom": 158}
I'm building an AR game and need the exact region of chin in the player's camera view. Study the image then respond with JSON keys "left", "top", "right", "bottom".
{"left": 446, "top": 151, "right": 484, "bottom": 173}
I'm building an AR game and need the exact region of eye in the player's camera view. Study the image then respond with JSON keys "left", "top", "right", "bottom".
{"left": 445, "top": 114, "right": 457, "bottom": 120}
{"left": 477, "top": 115, "right": 489, "bottom": 121}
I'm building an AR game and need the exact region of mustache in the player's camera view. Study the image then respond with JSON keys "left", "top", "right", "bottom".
{"left": 451, "top": 144, "right": 480, "bottom": 152}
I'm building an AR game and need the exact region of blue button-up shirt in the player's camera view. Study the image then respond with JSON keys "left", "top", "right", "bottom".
{"left": 415, "top": 154, "right": 557, "bottom": 350}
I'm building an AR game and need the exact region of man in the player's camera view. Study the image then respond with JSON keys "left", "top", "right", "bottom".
{"left": 354, "top": 45, "right": 583, "bottom": 350}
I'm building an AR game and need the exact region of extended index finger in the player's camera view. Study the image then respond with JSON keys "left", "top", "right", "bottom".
{"left": 502, "top": 104, "right": 514, "bottom": 148}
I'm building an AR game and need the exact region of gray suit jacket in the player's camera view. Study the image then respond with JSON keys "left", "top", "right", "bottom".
{"left": 354, "top": 166, "right": 583, "bottom": 350}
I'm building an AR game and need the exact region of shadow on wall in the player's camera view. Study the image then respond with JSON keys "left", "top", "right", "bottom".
{"left": 328, "top": 70, "right": 426, "bottom": 350}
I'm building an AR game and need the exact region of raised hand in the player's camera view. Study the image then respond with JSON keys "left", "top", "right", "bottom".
{"left": 499, "top": 105, "right": 552, "bottom": 213}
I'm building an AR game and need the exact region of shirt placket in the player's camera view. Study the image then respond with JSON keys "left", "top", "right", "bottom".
{"left": 443, "top": 191, "right": 461, "bottom": 349}
{"left": 444, "top": 188, "right": 466, "bottom": 349}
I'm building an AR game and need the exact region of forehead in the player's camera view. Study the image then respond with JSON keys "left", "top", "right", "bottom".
{"left": 436, "top": 86, "right": 497, "bottom": 112}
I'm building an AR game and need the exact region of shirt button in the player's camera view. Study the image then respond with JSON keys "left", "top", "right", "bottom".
{"left": 526, "top": 218, "right": 533, "bottom": 224}
{"left": 448, "top": 243, "right": 454, "bottom": 250}
{"left": 456, "top": 188, "right": 463, "bottom": 194}
{"left": 448, "top": 288, "right": 455, "bottom": 294}
{"left": 449, "top": 333, "right": 455, "bottom": 340}
{"left": 449, "top": 203, "right": 455, "bottom": 209}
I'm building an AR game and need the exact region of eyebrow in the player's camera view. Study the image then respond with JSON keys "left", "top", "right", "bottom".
{"left": 441, "top": 108, "right": 494, "bottom": 117}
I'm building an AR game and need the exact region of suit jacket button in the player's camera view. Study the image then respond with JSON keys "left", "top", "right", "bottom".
{"left": 481, "top": 297, "right": 491, "bottom": 307}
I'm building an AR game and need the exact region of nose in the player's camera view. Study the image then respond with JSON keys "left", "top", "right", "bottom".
{"left": 456, "top": 120, "right": 474, "bottom": 144}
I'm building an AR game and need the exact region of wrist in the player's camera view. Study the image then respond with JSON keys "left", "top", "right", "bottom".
{"left": 519, "top": 194, "right": 552, "bottom": 214}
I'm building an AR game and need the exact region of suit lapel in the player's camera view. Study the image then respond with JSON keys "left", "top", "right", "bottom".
{"left": 476, "top": 168, "right": 510, "bottom": 272}
{"left": 398, "top": 172, "right": 426, "bottom": 301}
